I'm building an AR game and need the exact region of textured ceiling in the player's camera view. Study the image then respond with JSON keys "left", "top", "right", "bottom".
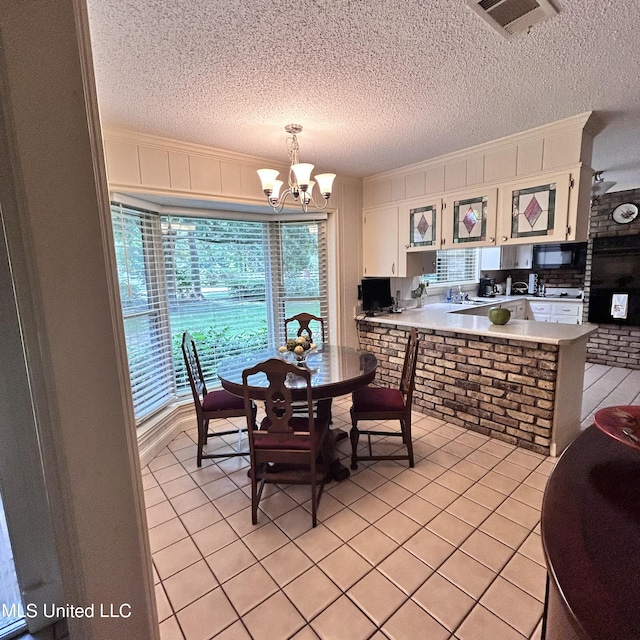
{"left": 87, "top": 0, "right": 640, "bottom": 191}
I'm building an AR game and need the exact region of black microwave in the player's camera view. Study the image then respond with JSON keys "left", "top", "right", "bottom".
{"left": 532, "top": 242, "right": 587, "bottom": 270}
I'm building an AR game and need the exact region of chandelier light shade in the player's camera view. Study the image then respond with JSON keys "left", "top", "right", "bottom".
{"left": 258, "top": 124, "right": 336, "bottom": 213}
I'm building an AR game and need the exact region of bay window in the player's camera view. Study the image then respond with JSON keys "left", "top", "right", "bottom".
{"left": 111, "top": 202, "right": 328, "bottom": 422}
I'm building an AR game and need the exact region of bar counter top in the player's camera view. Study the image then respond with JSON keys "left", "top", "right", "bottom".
{"left": 361, "top": 304, "right": 597, "bottom": 346}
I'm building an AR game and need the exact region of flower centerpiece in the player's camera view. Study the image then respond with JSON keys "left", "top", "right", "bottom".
{"left": 279, "top": 335, "right": 317, "bottom": 364}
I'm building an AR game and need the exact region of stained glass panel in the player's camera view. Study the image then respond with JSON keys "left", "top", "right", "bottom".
{"left": 453, "top": 196, "right": 487, "bottom": 243}
{"left": 511, "top": 183, "right": 556, "bottom": 238}
{"left": 410, "top": 205, "right": 437, "bottom": 247}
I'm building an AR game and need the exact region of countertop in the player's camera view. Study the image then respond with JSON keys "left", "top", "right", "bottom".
{"left": 359, "top": 297, "right": 596, "bottom": 345}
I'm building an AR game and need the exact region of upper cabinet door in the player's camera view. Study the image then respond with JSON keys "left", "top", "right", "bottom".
{"left": 497, "top": 172, "right": 572, "bottom": 244}
{"left": 442, "top": 188, "right": 497, "bottom": 249}
{"left": 399, "top": 199, "right": 442, "bottom": 251}
{"left": 362, "top": 206, "right": 399, "bottom": 277}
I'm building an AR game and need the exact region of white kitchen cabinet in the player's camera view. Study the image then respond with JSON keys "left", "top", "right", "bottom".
{"left": 528, "top": 299, "right": 583, "bottom": 324}
{"left": 497, "top": 168, "right": 590, "bottom": 245}
{"left": 551, "top": 302, "right": 583, "bottom": 324}
{"left": 529, "top": 301, "right": 552, "bottom": 322}
{"left": 400, "top": 199, "right": 442, "bottom": 251}
{"left": 479, "top": 247, "right": 501, "bottom": 270}
{"left": 500, "top": 299, "right": 527, "bottom": 319}
{"left": 442, "top": 187, "right": 498, "bottom": 249}
{"left": 363, "top": 206, "right": 399, "bottom": 277}
{"left": 363, "top": 205, "right": 436, "bottom": 277}
{"left": 480, "top": 245, "right": 533, "bottom": 271}
{"left": 509, "top": 244, "right": 533, "bottom": 269}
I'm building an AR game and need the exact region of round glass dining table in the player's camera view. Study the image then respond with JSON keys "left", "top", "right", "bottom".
{"left": 217, "top": 345, "right": 377, "bottom": 482}
{"left": 217, "top": 345, "right": 378, "bottom": 401}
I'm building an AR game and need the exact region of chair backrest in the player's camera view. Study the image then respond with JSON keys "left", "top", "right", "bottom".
{"left": 399, "top": 328, "right": 420, "bottom": 407}
{"left": 182, "top": 332, "right": 207, "bottom": 408}
{"left": 242, "top": 358, "right": 314, "bottom": 441}
{"left": 284, "top": 313, "right": 326, "bottom": 345}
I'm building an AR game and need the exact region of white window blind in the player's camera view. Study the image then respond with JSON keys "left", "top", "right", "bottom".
{"left": 162, "top": 215, "right": 270, "bottom": 393}
{"left": 423, "top": 248, "right": 480, "bottom": 287}
{"left": 112, "top": 204, "right": 175, "bottom": 418}
{"left": 111, "top": 203, "right": 329, "bottom": 422}
{"left": 268, "top": 220, "right": 329, "bottom": 345}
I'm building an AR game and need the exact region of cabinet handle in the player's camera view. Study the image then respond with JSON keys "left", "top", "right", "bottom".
{"left": 489, "top": 237, "right": 495, "bottom": 243}
{"left": 392, "top": 262, "right": 395, "bottom": 274}
{"left": 405, "top": 244, "right": 410, "bottom": 249}
{"left": 502, "top": 236, "right": 508, "bottom": 242}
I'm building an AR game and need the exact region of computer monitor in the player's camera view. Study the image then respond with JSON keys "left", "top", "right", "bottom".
{"left": 361, "top": 277, "right": 393, "bottom": 314}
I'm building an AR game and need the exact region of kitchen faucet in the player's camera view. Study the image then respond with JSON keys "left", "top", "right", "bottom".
{"left": 450, "top": 285, "right": 468, "bottom": 303}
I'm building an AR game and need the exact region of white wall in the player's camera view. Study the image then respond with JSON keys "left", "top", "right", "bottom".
{"left": 103, "top": 129, "right": 364, "bottom": 348}
{"left": 0, "top": 1, "right": 158, "bottom": 638}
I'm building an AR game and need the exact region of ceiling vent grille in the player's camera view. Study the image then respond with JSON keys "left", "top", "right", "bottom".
{"left": 467, "top": 0, "right": 558, "bottom": 39}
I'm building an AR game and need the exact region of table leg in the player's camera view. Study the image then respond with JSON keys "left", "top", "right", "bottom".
{"left": 317, "top": 399, "right": 350, "bottom": 482}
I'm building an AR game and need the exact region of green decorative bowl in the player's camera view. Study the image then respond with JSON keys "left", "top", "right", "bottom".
{"left": 488, "top": 307, "right": 511, "bottom": 325}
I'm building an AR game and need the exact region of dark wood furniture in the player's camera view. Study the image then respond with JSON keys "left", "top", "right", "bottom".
{"left": 284, "top": 312, "right": 326, "bottom": 344}
{"left": 284, "top": 312, "right": 331, "bottom": 421}
{"left": 181, "top": 332, "right": 256, "bottom": 466}
{"left": 349, "top": 327, "right": 419, "bottom": 470}
{"left": 218, "top": 345, "right": 377, "bottom": 481}
{"left": 242, "top": 358, "right": 330, "bottom": 527}
{"left": 541, "top": 425, "right": 640, "bottom": 639}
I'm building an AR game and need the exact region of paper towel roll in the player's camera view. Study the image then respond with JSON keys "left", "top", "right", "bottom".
{"left": 506, "top": 276, "right": 512, "bottom": 296}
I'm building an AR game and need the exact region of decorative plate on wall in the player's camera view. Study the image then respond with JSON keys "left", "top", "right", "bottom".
{"left": 611, "top": 203, "right": 638, "bottom": 225}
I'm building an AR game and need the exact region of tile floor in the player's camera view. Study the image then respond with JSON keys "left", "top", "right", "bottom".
{"left": 145, "top": 395, "right": 553, "bottom": 640}
{"left": 581, "top": 362, "right": 640, "bottom": 428}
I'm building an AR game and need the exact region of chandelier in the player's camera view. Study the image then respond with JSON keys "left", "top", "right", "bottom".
{"left": 257, "top": 124, "right": 336, "bottom": 213}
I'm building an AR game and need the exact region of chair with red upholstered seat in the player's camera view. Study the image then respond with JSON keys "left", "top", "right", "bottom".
{"left": 182, "top": 332, "right": 256, "bottom": 467}
{"left": 349, "top": 327, "right": 419, "bottom": 470}
{"left": 242, "top": 357, "right": 330, "bottom": 527}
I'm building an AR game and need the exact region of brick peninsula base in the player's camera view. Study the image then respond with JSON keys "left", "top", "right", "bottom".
{"left": 358, "top": 317, "right": 595, "bottom": 456}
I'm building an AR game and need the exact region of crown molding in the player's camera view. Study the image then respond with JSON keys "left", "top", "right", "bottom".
{"left": 363, "top": 111, "right": 595, "bottom": 183}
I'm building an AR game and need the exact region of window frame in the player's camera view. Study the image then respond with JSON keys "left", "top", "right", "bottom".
{"left": 110, "top": 197, "right": 331, "bottom": 424}
{"left": 422, "top": 247, "right": 481, "bottom": 290}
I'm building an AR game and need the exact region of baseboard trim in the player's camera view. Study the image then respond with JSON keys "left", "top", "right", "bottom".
{"left": 137, "top": 403, "right": 195, "bottom": 468}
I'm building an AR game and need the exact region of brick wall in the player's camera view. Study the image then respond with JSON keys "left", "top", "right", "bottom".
{"left": 483, "top": 267, "right": 584, "bottom": 290}
{"left": 585, "top": 188, "right": 640, "bottom": 368}
{"left": 535, "top": 267, "right": 584, "bottom": 289}
{"left": 359, "top": 321, "right": 558, "bottom": 455}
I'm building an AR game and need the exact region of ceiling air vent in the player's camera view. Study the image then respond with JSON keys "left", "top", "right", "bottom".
{"left": 467, "top": 0, "right": 558, "bottom": 39}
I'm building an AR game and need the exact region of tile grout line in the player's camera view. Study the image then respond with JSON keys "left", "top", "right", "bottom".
{"left": 148, "top": 408, "right": 542, "bottom": 636}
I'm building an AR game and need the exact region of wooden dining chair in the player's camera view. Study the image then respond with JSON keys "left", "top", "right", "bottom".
{"left": 181, "top": 332, "right": 256, "bottom": 467}
{"left": 242, "top": 358, "right": 331, "bottom": 527}
{"left": 283, "top": 312, "right": 331, "bottom": 418}
{"left": 349, "top": 327, "right": 419, "bottom": 470}
{"left": 284, "top": 312, "right": 326, "bottom": 345}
